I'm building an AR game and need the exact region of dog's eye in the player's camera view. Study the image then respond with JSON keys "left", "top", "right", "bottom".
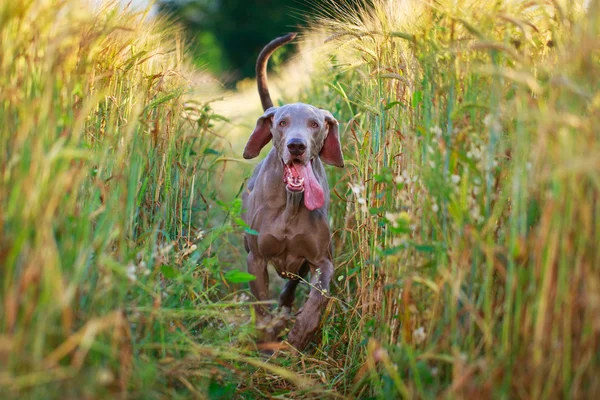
{"left": 311, "top": 122, "right": 319, "bottom": 129}
{"left": 279, "top": 120, "right": 287, "bottom": 127}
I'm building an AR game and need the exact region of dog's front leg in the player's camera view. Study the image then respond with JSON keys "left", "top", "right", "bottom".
{"left": 247, "top": 252, "right": 269, "bottom": 317}
{"left": 247, "top": 252, "right": 279, "bottom": 342}
{"left": 287, "top": 260, "right": 333, "bottom": 350}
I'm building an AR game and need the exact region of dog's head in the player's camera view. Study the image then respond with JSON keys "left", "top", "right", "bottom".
{"left": 243, "top": 103, "right": 344, "bottom": 210}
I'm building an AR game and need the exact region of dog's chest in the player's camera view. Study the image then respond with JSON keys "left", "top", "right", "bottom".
{"left": 253, "top": 209, "right": 328, "bottom": 266}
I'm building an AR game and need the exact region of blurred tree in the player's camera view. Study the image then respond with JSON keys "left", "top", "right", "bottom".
{"left": 158, "top": 0, "right": 311, "bottom": 83}
{"left": 158, "top": 0, "right": 370, "bottom": 84}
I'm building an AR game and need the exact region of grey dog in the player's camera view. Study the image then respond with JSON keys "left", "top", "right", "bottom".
{"left": 242, "top": 33, "right": 344, "bottom": 350}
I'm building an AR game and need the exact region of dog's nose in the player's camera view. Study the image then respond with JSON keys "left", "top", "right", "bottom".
{"left": 287, "top": 138, "right": 307, "bottom": 156}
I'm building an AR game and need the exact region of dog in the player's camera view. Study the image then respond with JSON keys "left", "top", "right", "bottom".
{"left": 242, "top": 33, "right": 344, "bottom": 350}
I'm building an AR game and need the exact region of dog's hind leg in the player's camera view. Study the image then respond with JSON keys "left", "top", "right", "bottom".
{"left": 287, "top": 260, "right": 333, "bottom": 350}
{"left": 279, "top": 262, "right": 309, "bottom": 309}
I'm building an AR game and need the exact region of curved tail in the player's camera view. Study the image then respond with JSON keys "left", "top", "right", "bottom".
{"left": 256, "top": 33, "right": 297, "bottom": 111}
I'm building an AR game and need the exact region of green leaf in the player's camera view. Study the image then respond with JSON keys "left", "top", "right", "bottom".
{"left": 160, "top": 265, "right": 180, "bottom": 279}
{"left": 224, "top": 270, "right": 256, "bottom": 283}
{"left": 415, "top": 360, "right": 435, "bottom": 386}
{"left": 390, "top": 31, "right": 416, "bottom": 42}
{"left": 374, "top": 170, "right": 393, "bottom": 183}
{"left": 210, "top": 113, "right": 230, "bottom": 122}
{"left": 208, "top": 379, "right": 236, "bottom": 400}
{"left": 384, "top": 101, "right": 404, "bottom": 110}
{"left": 204, "top": 148, "right": 222, "bottom": 155}
{"left": 413, "top": 244, "right": 436, "bottom": 253}
{"left": 243, "top": 227, "right": 259, "bottom": 235}
{"left": 412, "top": 90, "right": 423, "bottom": 108}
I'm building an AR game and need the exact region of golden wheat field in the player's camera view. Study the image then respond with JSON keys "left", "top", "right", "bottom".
{"left": 1, "top": 0, "right": 599, "bottom": 398}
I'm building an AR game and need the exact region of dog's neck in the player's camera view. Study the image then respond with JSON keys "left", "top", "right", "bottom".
{"left": 284, "top": 190, "right": 303, "bottom": 220}
{"left": 262, "top": 148, "right": 329, "bottom": 220}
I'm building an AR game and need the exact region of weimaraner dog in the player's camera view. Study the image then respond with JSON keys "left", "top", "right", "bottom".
{"left": 242, "top": 33, "right": 344, "bottom": 350}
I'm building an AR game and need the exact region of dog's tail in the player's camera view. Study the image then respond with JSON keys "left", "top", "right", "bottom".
{"left": 256, "top": 33, "right": 297, "bottom": 111}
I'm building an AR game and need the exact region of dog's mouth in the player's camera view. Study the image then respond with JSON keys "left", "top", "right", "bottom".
{"left": 282, "top": 159, "right": 325, "bottom": 211}
{"left": 283, "top": 161, "right": 305, "bottom": 193}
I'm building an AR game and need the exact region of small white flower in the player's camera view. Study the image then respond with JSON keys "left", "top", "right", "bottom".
{"left": 451, "top": 174, "right": 461, "bottom": 184}
{"left": 466, "top": 151, "right": 473, "bottom": 159}
{"left": 126, "top": 263, "right": 137, "bottom": 282}
{"left": 394, "top": 175, "right": 405, "bottom": 184}
{"left": 385, "top": 212, "right": 399, "bottom": 228}
{"left": 483, "top": 114, "right": 492, "bottom": 127}
{"left": 430, "top": 126, "right": 442, "bottom": 136}
{"left": 471, "top": 205, "right": 481, "bottom": 221}
{"left": 239, "top": 293, "right": 250, "bottom": 303}
{"left": 357, "top": 197, "right": 366, "bottom": 205}
{"left": 391, "top": 237, "right": 404, "bottom": 246}
{"left": 351, "top": 183, "right": 364, "bottom": 194}
{"left": 96, "top": 368, "right": 114, "bottom": 385}
{"left": 483, "top": 114, "right": 502, "bottom": 132}
{"left": 413, "top": 326, "right": 427, "bottom": 344}
{"left": 432, "top": 203, "right": 439, "bottom": 213}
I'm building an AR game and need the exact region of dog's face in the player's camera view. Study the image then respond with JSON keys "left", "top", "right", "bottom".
{"left": 243, "top": 103, "right": 344, "bottom": 168}
{"left": 243, "top": 102, "right": 344, "bottom": 210}
{"left": 271, "top": 103, "right": 330, "bottom": 165}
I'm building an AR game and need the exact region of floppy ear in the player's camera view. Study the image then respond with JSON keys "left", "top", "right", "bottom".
{"left": 319, "top": 110, "right": 344, "bottom": 167}
{"left": 243, "top": 107, "right": 277, "bottom": 159}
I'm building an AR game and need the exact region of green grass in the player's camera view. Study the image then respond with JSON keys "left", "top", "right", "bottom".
{"left": 1, "top": 0, "right": 599, "bottom": 398}
{"left": 0, "top": 0, "right": 255, "bottom": 397}
{"left": 296, "top": 0, "right": 600, "bottom": 397}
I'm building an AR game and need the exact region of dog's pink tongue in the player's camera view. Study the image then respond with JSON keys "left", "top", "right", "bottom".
{"left": 294, "top": 161, "right": 324, "bottom": 210}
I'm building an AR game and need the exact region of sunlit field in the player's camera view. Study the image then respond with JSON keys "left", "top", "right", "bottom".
{"left": 1, "top": 0, "right": 598, "bottom": 398}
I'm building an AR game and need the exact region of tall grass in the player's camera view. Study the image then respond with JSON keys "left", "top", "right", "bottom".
{"left": 2, "top": 0, "right": 599, "bottom": 398}
{"left": 294, "top": 0, "right": 600, "bottom": 397}
{"left": 0, "top": 0, "right": 260, "bottom": 397}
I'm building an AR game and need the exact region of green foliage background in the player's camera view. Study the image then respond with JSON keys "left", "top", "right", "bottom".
{"left": 157, "top": 0, "right": 369, "bottom": 82}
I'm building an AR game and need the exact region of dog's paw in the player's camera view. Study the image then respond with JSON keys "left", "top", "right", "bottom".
{"left": 287, "top": 312, "right": 320, "bottom": 351}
